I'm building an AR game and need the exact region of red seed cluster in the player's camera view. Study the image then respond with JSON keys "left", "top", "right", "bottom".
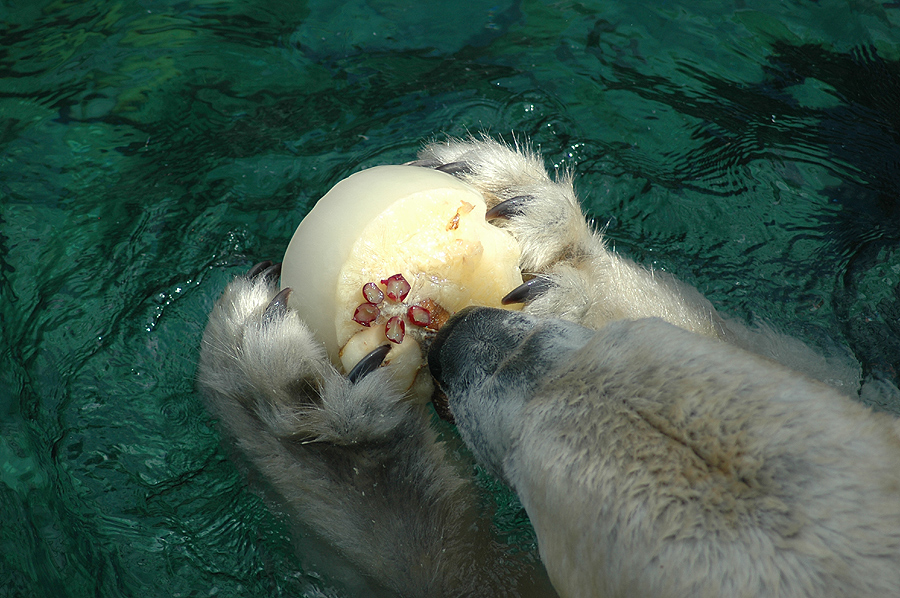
{"left": 352, "top": 302, "right": 380, "bottom": 326}
{"left": 384, "top": 316, "right": 405, "bottom": 343}
{"left": 407, "top": 305, "right": 430, "bottom": 327}
{"left": 362, "top": 281, "right": 384, "bottom": 303}
{"left": 381, "top": 273, "right": 411, "bottom": 302}
{"left": 352, "top": 273, "right": 431, "bottom": 344}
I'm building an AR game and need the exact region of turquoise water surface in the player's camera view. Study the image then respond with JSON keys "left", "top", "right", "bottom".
{"left": 2, "top": 0, "right": 899, "bottom": 596}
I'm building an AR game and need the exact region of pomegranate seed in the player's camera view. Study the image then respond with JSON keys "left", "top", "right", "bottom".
{"left": 352, "top": 302, "right": 380, "bottom": 326}
{"left": 362, "top": 281, "right": 384, "bottom": 303}
{"left": 381, "top": 273, "right": 411, "bottom": 302}
{"left": 407, "top": 305, "right": 431, "bottom": 327}
{"left": 385, "top": 316, "right": 405, "bottom": 344}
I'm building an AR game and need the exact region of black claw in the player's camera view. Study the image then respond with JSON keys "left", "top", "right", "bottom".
{"left": 264, "top": 287, "right": 292, "bottom": 321}
{"left": 406, "top": 158, "right": 442, "bottom": 168}
{"left": 248, "top": 261, "right": 282, "bottom": 283}
{"left": 347, "top": 344, "right": 392, "bottom": 384}
{"left": 406, "top": 159, "right": 472, "bottom": 176}
{"left": 262, "top": 262, "right": 282, "bottom": 281}
{"left": 501, "top": 276, "right": 554, "bottom": 305}
{"left": 435, "top": 161, "right": 473, "bottom": 176}
{"left": 247, "top": 260, "right": 273, "bottom": 279}
{"left": 431, "top": 387, "right": 455, "bottom": 424}
{"left": 486, "top": 195, "right": 532, "bottom": 220}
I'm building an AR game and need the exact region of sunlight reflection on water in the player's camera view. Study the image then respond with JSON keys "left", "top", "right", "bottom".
{"left": 1, "top": 0, "right": 899, "bottom": 595}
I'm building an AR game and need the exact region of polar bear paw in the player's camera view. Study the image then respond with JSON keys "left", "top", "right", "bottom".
{"left": 414, "top": 137, "right": 730, "bottom": 336}
{"left": 197, "top": 262, "right": 550, "bottom": 596}
{"left": 414, "top": 136, "right": 636, "bottom": 329}
{"left": 197, "top": 261, "right": 409, "bottom": 446}
{"left": 414, "top": 136, "right": 596, "bottom": 275}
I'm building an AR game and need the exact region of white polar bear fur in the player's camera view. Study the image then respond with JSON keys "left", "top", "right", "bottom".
{"left": 198, "top": 275, "right": 557, "bottom": 597}
{"left": 415, "top": 137, "right": 859, "bottom": 391}
{"left": 197, "top": 136, "right": 897, "bottom": 597}
{"left": 429, "top": 308, "right": 900, "bottom": 598}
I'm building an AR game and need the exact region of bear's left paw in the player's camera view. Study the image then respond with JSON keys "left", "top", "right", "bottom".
{"left": 414, "top": 136, "right": 596, "bottom": 273}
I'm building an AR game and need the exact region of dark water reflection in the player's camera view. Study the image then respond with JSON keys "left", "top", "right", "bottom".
{"left": 1, "top": 0, "right": 899, "bottom": 595}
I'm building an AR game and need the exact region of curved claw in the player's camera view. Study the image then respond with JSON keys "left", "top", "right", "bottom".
{"left": 264, "top": 287, "right": 292, "bottom": 321}
{"left": 406, "top": 158, "right": 442, "bottom": 168}
{"left": 501, "top": 276, "right": 554, "bottom": 305}
{"left": 347, "top": 344, "right": 392, "bottom": 384}
{"left": 247, "top": 260, "right": 273, "bottom": 279}
{"left": 263, "top": 262, "right": 283, "bottom": 282}
{"left": 485, "top": 195, "right": 532, "bottom": 220}
{"left": 435, "top": 161, "right": 473, "bottom": 176}
{"left": 431, "top": 387, "right": 455, "bottom": 424}
{"left": 248, "top": 260, "right": 282, "bottom": 283}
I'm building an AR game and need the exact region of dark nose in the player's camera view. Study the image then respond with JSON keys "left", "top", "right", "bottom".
{"left": 427, "top": 306, "right": 478, "bottom": 386}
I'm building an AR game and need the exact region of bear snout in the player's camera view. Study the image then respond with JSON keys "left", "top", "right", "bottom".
{"left": 428, "top": 306, "right": 517, "bottom": 391}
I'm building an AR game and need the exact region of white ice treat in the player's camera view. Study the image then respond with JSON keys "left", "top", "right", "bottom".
{"left": 281, "top": 165, "right": 523, "bottom": 393}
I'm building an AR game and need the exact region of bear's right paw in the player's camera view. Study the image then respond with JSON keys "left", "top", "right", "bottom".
{"left": 198, "top": 261, "right": 411, "bottom": 446}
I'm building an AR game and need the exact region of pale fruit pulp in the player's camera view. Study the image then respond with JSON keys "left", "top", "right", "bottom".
{"left": 281, "top": 165, "right": 522, "bottom": 394}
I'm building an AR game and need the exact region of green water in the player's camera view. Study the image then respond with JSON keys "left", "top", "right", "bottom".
{"left": 2, "top": 0, "right": 899, "bottom": 595}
